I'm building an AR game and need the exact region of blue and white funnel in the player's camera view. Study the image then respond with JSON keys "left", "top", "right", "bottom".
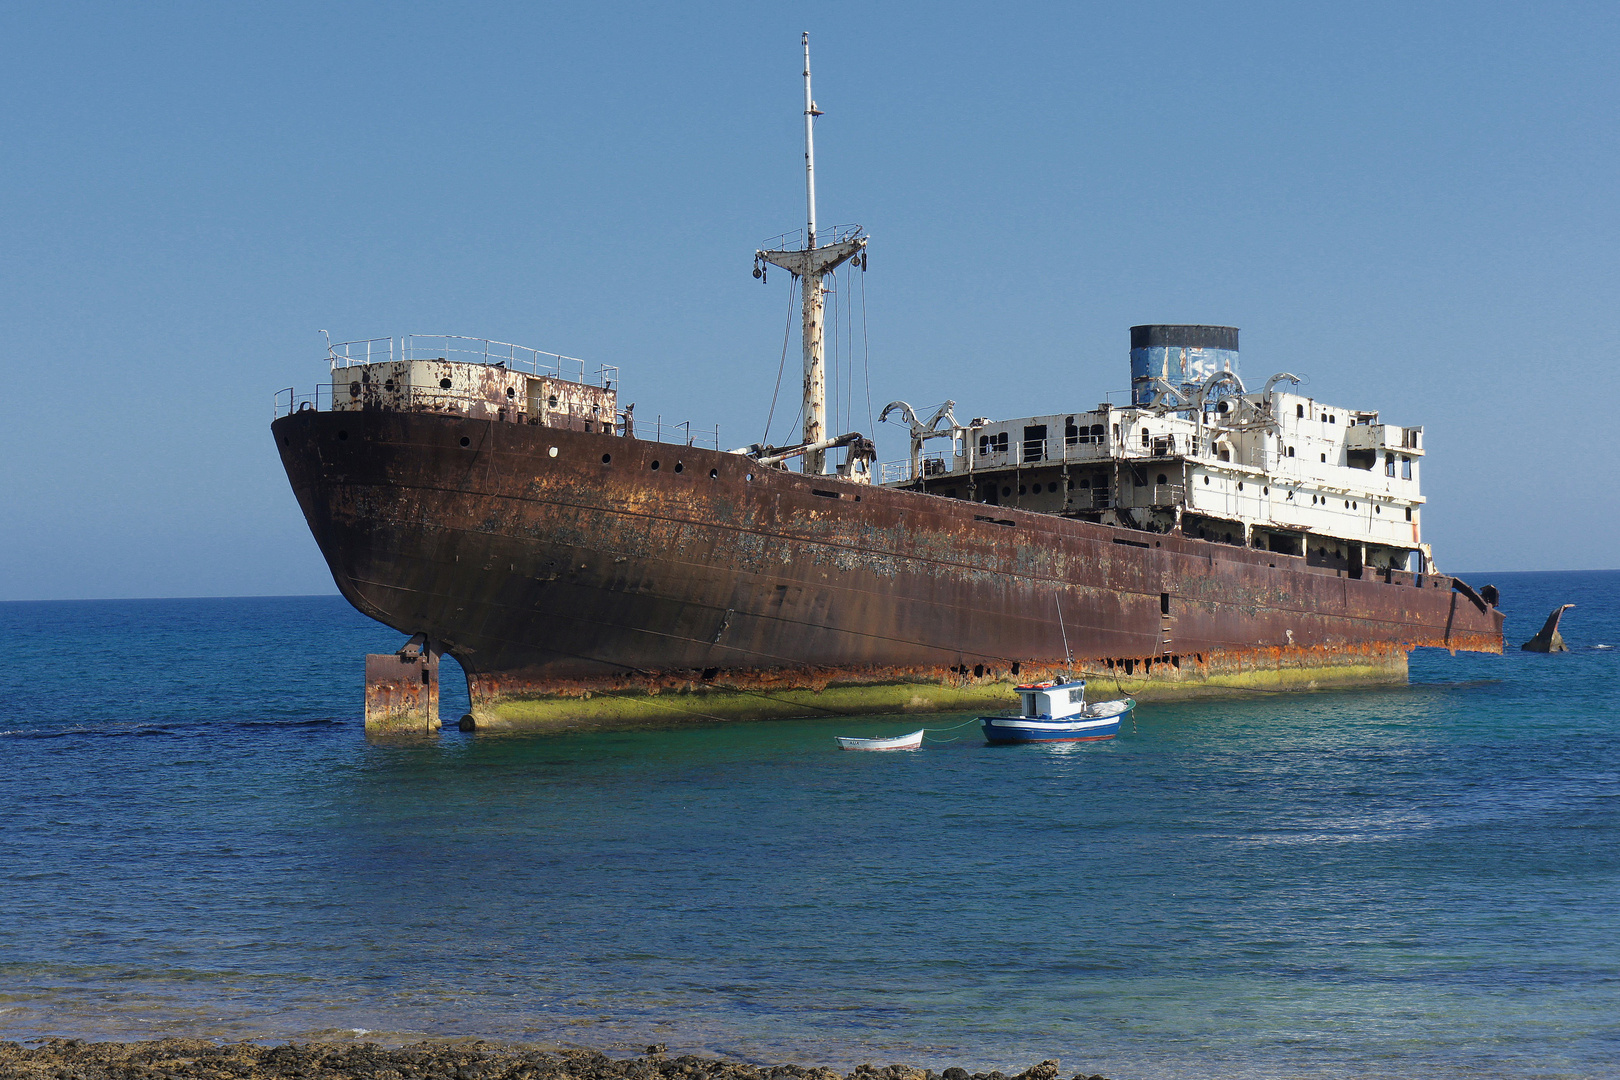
{"left": 1130, "top": 325, "right": 1239, "bottom": 406}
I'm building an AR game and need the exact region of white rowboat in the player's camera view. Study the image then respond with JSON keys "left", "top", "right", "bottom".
{"left": 834, "top": 729, "right": 925, "bottom": 751}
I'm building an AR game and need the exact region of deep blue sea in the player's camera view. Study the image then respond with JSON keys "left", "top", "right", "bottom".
{"left": 2, "top": 572, "right": 1617, "bottom": 1079}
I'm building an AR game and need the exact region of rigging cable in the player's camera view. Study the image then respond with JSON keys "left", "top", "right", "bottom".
{"left": 860, "top": 263, "right": 874, "bottom": 437}
{"left": 762, "top": 273, "right": 800, "bottom": 446}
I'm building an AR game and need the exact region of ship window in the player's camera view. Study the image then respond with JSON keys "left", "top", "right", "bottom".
{"left": 1402, "top": 456, "right": 1412, "bottom": 479}
{"left": 1353, "top": 501, "right": 1358, "bottom": 509}
{"left": 1287, "top": 446, "right": 1295, "bottom": 457}
{"left": 1202, "top": 476, "right": 1208, "bottom": 485}
{"left": 710, "top": 468, "right": 718, "bottom": 478}
{"left": 1219, "top": 448, "right": 1230, "bottom": 462}
{"left": 1112, "top": 424, "right": 1120, "bottom": 441}
{"left": 1218, "top": 401, "right": 1230, "bottom": 414}
{"left": 459, "top": 436, "right": 470, "bottom": 447}
{"left": 1141, "top": 427, "right": 1150, "bottom": 447}
{"left": 1002, "top": 486, "right": 1012, "bottom": 497}
{"left": 1048, "top": 482, "right": 1058, "bottom": 493}
{"left": 548, "top": 394, "right": 558, "bottom": 408}
{"left": 1386, "top": 454, "right": 1395, "bottom": 476}
{"left": 1065, "top": 417, "right": 1079, "bottom": 445}
{"left": 338, "top": 430, "right": 349, "bottom": 441}
{"left": 1330, "top": 415, "right": 1337, "bottom": 424}
{"left": 1297, "top": 404, "right": 1305, "bottom": 418}
{"left": 1157, "top": 473, "right": 1167, "bottom": 485}
{"left": 1237, "top": 482, "right": 1244, "bottom": 491}
{"left": 1321, "top": 413, "right": 1328, "bottom": 422}
{"left": 1375, "top": 505, "right": 1381, "bottom": 514}
{"left": 349, "top": 381, "right": 361, "bottom": 397}
{"left": 1405, "top": 507, "right": 1412, "bottom": 521}
{"left": 384, "top": 378, "right": 395, "bottom": 391}
{"left": 1263, "top": 487, "right": 1268, "bottom": 495}
{"left": 1023, "top": 425, "right": 1047, "bottom": 463}
{"left": 1321, "top": 453, "right": 1327, "bottom": 463}
{"left": 1091, "top": 424, "right": 1105, "bottom": 441}
{"left": 1080, "top": 478, "right": 1090, "bottom": 488}
{"left": 602, "top": 454, "right": 612, "bottom": 464}
{"left": 651, "top": 460, "right": 660, "bottom": 470}
{"left": 674, "top": 462, "right": 684, "bottom": 473}
{"left": 440, "top": 378, "right": 452, "bottom": 389}
{"left": 1018, "top": 485, "right": 1026, "bottom": 496}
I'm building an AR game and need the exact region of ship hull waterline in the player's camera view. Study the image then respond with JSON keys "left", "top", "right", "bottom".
{"left": 272, "top": 409, "right": 1504, "bottom": 732}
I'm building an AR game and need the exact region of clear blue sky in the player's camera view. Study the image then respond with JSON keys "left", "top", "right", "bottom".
{"left": 3, "top": 2, "right": 1615, "bottom": 601}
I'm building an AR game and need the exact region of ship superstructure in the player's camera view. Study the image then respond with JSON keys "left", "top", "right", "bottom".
{"left": 881, "top": 325, "right": 1433, "bottom": 581}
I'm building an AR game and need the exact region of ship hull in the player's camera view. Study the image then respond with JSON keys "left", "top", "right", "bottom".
{"left": 272, "top": 409, "right": 1504, "bottom": 730}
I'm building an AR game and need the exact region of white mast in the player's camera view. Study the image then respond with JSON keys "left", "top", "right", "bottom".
{"left": 803, "top": 31, "right": 818, "bottom": 250}
{"left": 757, "top": 31, "right": 866, "bottom": 475}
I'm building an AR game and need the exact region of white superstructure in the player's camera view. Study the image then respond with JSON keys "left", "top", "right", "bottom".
{"left": 881, "top": 327, "right": 1432, "bottom": 577}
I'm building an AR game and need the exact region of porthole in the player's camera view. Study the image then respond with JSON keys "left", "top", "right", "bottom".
{"left": 337, "top": 430, "right": 349, "bottom": 441}
{"left": 1002, "top": 486, "right": 1012, "bottom": 497}
{"left": 440, "top": 378, "right": 452, "bottom": 389}
{"left": 1352, "top": 501, "right": 1358, "bottom": 509}
{"left": 674, "top": 462, "right": 684, "bottom": 473}
{"left": 506, "top": 387, "right": 516, "bottom": 399}
{"left": 1237, "top": 482, "right": 1244, "bottom": 491}
{"left": 1375, "top": 505, "right": 1381, "bottom": 514}
{"left": 384, "top": 378, "right": 395, "bottom": 392}
{"left": 459, "top": 436, "right": 471, "bottom": 447}
{"left": 1344, "top": 500, "right": 1350, "bottom": 508}
{"left": 746, "top": 472, "right": 754, "bottom": 482}
{"left": 1018, "top": 485, "right": 1026, "bottom": 496}
{"left": 549, "top": 447, "right": 558, "bottom": 458}
{"left": 709, "top": 468, "right": 718, "bottom": 479}
{"left": 349, "top": 381, "right": 361, "bottom": 398}
{"left": 651, "top": 460, "right": 661, "bottom": 471}
{"left": 547, "top": 394, "right": 558, "bottom": 408}
{"left": 602, "top": 453, "right": 612, "bottom": 464}
{"left": 1263, "top": 487, "right": 1268, "bottom": 495}
{"left": 1203, "top": 477, "right": 1209, "bottom": 485}
{"left": 1048, "top": 482, "right": 1058, "bottom": 493}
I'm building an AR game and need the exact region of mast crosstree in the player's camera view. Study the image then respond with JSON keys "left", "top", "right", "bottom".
{"left": 755, "top": 32, "right": 868, "bottom": 476}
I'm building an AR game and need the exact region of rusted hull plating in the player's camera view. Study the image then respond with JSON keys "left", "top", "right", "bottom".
{"left": 273, "top": 411, "right": 1504, "bottom": 729}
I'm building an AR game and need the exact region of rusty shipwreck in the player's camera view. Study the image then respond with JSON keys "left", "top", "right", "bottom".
{"left": 270, "top": 35, "right": 1503, "bottom": 732}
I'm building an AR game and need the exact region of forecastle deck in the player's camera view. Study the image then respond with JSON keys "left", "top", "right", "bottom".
{"left": 273, "top": 409, "right": 1503, "bottom": 732}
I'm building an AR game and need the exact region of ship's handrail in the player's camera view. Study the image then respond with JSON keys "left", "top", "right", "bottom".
{"left": 757, "top": 223, "right": 865, "bottom": 253}
{"left": 625, "top": 415, "right": 723, "bottom": 451}
{"left": 323, "top": 334, "right": 618, "bottom": 389}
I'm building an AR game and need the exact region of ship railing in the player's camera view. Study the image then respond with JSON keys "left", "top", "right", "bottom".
{"left": 622, "top": 414, "right": 722, "bottom": 451}
{"left": 324, "top": 334, "right": 618, "bottom": 389}
{"left": 274, "top": 385, "right": 332, "bottom": 417}
{"left": 1148, "top": 484, "right": 1186, "bottom": 507}
{"left": 878, "top": 454, "right": 952, "bottom": 485}
{"left": 757, "top": 223, "right": 865, "bottom": 252}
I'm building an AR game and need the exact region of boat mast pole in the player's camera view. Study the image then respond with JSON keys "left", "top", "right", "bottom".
{"left": 800, "top": 31, "right": 827, "bottom": 474}
{"left": 755, "top": 32, "right": 865, "bottom": 478}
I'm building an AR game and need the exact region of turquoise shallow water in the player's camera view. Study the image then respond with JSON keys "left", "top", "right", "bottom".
{"left": 1, "top": 572, "right": 1617, "bottom": 1079}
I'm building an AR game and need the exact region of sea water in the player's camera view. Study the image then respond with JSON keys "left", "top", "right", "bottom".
{"left": 1, "top": 572, "right": 1616, "bottom": 1079}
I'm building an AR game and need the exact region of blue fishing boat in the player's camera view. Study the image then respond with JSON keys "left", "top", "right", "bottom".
{"left": 980, "top": 679, "right": 1134, "bottom": 744}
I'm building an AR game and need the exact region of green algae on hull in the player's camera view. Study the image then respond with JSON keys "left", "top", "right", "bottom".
{"left": 463, "top": 649, "right": 1410, "bottom": 732}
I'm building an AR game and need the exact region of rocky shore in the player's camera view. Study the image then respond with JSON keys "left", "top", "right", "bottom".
{"left": 0, "top": 1041, "right": 1114, "bottom": 1080}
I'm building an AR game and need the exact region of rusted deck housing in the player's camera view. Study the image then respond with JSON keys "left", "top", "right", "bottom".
{"left": 272, "top": 409, "right": 1503, "bottom": 731}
